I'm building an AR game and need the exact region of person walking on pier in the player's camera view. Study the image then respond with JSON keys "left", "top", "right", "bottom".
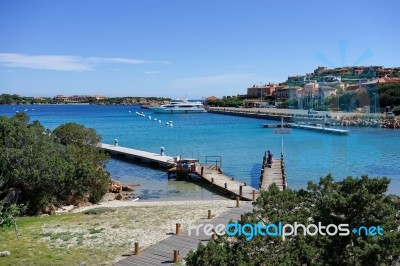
{"left": 267, "top": 150, "right": 273, "bottom": 167}
{"left": 114, "top": 138, "right": 118, "bottom": 147}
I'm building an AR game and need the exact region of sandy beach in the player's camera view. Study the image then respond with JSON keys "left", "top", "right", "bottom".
{"left": 39, "top": 199, "right": 239, "bottom": 264}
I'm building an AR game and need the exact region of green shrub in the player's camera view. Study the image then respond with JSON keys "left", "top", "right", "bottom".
{"left": 0, "top": 114, "right": 110, "bottom": 214}
{"left": 83, "top": 208, "right": 116, "bottom": 215}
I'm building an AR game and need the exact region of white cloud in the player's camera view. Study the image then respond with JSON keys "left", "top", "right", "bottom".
{"left": 0, "top": 53, "right": 152, "bottom": 72}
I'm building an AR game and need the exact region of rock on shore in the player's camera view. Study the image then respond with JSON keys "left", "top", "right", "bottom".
{"left": 109, "top": 179, "right": 139, "bottom": 193}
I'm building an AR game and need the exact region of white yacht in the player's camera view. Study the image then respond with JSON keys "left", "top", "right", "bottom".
{"left": 149, "top": 99, "right": 206, "bottom": 114}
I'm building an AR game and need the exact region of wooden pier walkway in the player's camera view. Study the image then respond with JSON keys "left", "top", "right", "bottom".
{"left": 116, "top": 201, "right": 254, "bottom": 266}
{"left": 289, "top": 123, "right": 349, "bottom": 135}
{"left": 99, "top": 143, "right": 174, "bottom": 168}
{"left": 198, "top": 165, "right": 259, "bottom": 201}
{"left": 100, "top": 144, "right": 260, "bottom": 201}
{"left": 259, "top": 152, "right": 287, "bottom": 191}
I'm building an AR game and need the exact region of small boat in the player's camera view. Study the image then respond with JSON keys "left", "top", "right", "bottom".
{"left": 149, "top": 99, "right": 206, "bottom": 114}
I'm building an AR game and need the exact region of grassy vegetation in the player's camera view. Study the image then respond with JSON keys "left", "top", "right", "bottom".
{"left": 83, "top": 207, "right": 117, "bottom": 215}
{"left": 0, "top": 201, "right": 234, "bottom": 265}
{"left": 0, "top": 212, "right": 126, "bottom": 266}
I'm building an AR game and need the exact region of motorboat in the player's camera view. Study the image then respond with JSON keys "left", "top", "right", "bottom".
{"left": 149, "top": 99, "right": 206, "bottom": 114}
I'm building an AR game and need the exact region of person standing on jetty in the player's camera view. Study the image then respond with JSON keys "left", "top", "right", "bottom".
{"left": 114, "top": 138, "right": 118, "bottom": 146}
{"left": 267, "top": 150, "right": 273, "bottom": 167}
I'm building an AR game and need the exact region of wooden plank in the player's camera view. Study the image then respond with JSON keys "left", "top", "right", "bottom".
{"left": 116, "top": 203, "right": 253, "bottom": 265}
{"left": 99, "top": 143, "right": 174, "bottom": 167}
{"left": 260, "top": 158, "right": 285, "bottom": 191}
{"left": 198, "top": 165, "right": 259, "bottom": 201}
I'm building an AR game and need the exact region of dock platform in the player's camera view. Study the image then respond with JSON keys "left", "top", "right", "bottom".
{"left": 100, "top": 144, "right": 259, "bottom": 201}
{"left": 261, "top": 123, "right": 349, "bottom": 135}
{"left": 198, "top": 165, "right": 259, "bottom": 201}
{"left": 99, "top": 143, "right": 173, "bottom": 168}
{"left": 260, "top": 152, "right": 287, "bottom": 191}
{"left": 289, "top": 123, "right": 349, "bottom": 135}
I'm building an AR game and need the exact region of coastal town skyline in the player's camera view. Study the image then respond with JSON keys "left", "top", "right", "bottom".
{"left": 1, "top": 0, "right": 399, "bottom": 98}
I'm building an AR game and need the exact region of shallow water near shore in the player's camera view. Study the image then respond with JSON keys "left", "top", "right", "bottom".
{"left": 1, "top": 104, "right": 399, "bottom": 197}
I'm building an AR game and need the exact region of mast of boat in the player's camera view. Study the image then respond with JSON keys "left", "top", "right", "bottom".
{"left": 281, "top": 117, "right": 284, "bottom": 156}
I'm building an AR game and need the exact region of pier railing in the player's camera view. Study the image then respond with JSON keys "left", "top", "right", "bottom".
{"left": 204, "top": 156, "right": 222, "bottom": 170}
{"left": 209, "top": 107, "right": 330, "bottom": 122}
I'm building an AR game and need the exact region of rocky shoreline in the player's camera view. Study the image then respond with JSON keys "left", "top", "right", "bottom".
{"left": 333, "top": 117, "right": 400, "bottom": 129}
{"left": 43, "top": 179, "right": 138, "bottom": 215}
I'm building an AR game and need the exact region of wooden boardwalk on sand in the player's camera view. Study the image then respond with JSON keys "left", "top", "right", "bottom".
{"left": 99, "top": 144, "right": 260, "bottom": 201}
{"left": 259, "top": 153, "right": 287, "bottom": 191}
{"left": 116, "top": 202, "right": 254, "bottom": 266}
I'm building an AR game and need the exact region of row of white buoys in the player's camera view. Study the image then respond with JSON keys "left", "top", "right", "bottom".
{"left": 13, "top": 108, "right": 35, "bottom": 112}
{"left": 134, "top": 111, "right": 145, "bottom": 117}
{"left": 131, "top": 110, "right": 173, "bottom": 126}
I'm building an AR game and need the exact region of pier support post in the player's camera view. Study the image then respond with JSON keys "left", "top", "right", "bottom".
{"left": 175, "top": 223, "right": 181, "bottom": 235}
{"left": 134, "top": 242, "right": 140, "bottom": 255}
{"left": 239, "top": 185, "right": 243, "bottom": 197}
{"left": 201, "top": 167, "right": 204, "bottom": 176}
{"left": 224, "top": 183, "right": 227, "bottom": 190}
{"left": 208, "top": 210, "right": 212, "bottom": 219}
{"left": 173, "top": 250, "right": 180, "bottom": 263}
{"left": 236, "top": 197, "right": 240, "bottom": 207}
{"left": 252, "top": 190, "right": 256, "bottom": 201}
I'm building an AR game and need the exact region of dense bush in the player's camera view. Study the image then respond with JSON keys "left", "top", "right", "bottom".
{"left": 0, "top": 113, "right": 110, "bottom": 214}
{"left": 186, "top": 175, "right": 400, "bottom": 265}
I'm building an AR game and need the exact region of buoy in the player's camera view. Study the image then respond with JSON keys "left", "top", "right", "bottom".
{"left": 148, "top": 115, "right": 151, "bottom": 120}
{"left": 159, "top": 120, "right": 161, "bottom": 123}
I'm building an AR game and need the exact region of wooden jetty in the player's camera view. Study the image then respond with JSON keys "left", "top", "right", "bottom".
{"left": 261, "top": 123, "right": 291, "bottom": 128}
{"left": 99, "top": 143, "right": 174, "bottom": 168}
{"left": 116, "top": 201, "right": 254, "bottom": 266}
{"left": 261, "top": 123, "right": 349, "bottom": 135}
{"left": 289, "top": 123, "right": 349, "bottom": 135}
{"left": 260, "top": 152, "right": 287, "bottom": 191}
{"left": 100, "top": 144, "right": 260, "bottom": 201}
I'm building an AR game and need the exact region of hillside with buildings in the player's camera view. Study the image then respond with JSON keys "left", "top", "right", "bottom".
{"left": 209, "top": 65, "right": 400, "bottom": 114}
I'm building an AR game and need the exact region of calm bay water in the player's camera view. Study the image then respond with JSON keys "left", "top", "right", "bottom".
{"left": 2, "top": 104, "right": 399, "bottom": 197}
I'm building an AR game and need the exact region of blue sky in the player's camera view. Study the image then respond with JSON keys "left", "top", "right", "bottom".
{"left": 0, "top": 0, "right": 399, "bottom": 98}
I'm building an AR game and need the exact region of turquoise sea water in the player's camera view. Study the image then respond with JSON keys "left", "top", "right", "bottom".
{"left": 2, "top": 104, "right": 400, "bottom": 197}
